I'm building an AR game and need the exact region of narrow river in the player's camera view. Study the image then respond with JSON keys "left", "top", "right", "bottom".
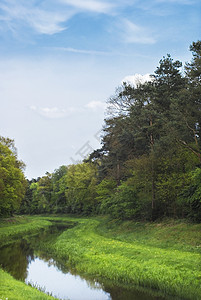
{"left": 0, "top": 223, "right": 168, "bottom": 300}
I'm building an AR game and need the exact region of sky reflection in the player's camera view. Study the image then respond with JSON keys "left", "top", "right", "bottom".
{"left": 25, "top": 257, "right": 111, "bottom": 300}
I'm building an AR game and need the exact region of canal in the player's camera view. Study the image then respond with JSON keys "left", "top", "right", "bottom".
{"left": 0, "top": 222, "right": 168, "bottom": 300}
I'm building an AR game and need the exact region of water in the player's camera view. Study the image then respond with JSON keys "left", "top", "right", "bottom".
{"left": 0, "top": 223, "right": 168, "bottom": 300}
{"left": 26, "top": 257, "right": 110, "bottom": 300}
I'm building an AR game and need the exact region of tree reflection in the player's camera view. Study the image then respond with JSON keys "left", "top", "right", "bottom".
{"left": 0, "top": 239, "right": 34, "bottom": 281}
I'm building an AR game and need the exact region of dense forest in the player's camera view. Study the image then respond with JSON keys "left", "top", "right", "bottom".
{"left": 1, "top": 40, "right": 201, "bottom": 222}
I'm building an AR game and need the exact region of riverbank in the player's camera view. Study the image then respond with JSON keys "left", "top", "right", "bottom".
{"left": 0, "top": 268, "right": 57, "bottom": 300}
{"left": 0, "top": 216, "right": 52, "bottom": 246}
{"left": 0, "top": 216, "right": 58, "bottom": 300}
{"left": 0, "top": 216, "right": 201, "bottom": 300}
{"left": 43, "top": 217, "right": 201, "bottom": 300}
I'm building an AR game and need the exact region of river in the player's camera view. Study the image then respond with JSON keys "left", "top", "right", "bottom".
{"left": 0, "top": 222, "right": 168, "bottom": 300}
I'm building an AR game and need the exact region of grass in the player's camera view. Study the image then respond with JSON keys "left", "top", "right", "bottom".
{"left": 96, "top": 218, "right": 201, "bottom": 253}
{"left": 0, "top": 216, "right": 57, "bottom": 300}
{"left": 42, "top": 217, "right": 201, "bottom": 300}
{"left": 0, "top": 215, "right": 52, "bottom": 246}
{"left": 0, "top": 215, "right": 201, "bottom": 300}
{"left": 0, "top": 269, "right": 57, "bottom": 300}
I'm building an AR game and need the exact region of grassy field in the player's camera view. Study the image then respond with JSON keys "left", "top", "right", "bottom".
{"left": 0, "top": 215, "right": 201, "bottom": 300}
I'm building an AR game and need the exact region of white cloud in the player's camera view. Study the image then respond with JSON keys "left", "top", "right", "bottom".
{"left": 30, "top": 106, "right": 76, "bottom": 119}
{"left": 30, "top": 102, "right": 107, "bottom": 118}
{"left": 26, "top": 9, "right": 69, "bottom": 35}
{"left": 30, "top": 105, "right": 37, "bottom": 111}
{"left": 0, "top": 0, "right": 118, "bottom": 36}
{"left": 121, "top": 19, "right": 156, "bottom": 44}
{"left": 59, "top": 0, "right": 114, "bottom": 13}
{"left": 0, "top": 1, "right": 73, "bottom": 35}
{"left": 54, "top": 47, "right": 111, "bottom": 56}
{"left": 85, "top": 101, "right": 107, "bottom": 110}
{"left": 121, "top": 73, "right": 153, "bottom": 87}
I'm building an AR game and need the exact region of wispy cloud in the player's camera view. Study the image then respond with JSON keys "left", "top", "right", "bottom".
{"left": 85, "top": 101, "right": 107, "bottom": 110}
{"left": 0, "top": 0, "right": 117, "bottom": 36}
{"left": 0, "top": 0, "right": 73, "bottom": 35}
{"left": 52, "top": 46, "right": 134, "bottom": 57}
{"left": 59, "top": 0, "right": 115, "bottom": 13}
{"left": 30, "top": 101, "right": 107, "bottom": 118}
{"left": 120, "top": 19, "right": 156, "bottom": 44}
{"left": 26, "top": 9, "right": 69, "bottom": 35}
{"left": 53, "top": 47, "right": 112, "bottom": 56}
{"left": 136, "top": 0, "right": 197, "bottom": 17}
{"left": 30, "top": 106, "right": 76, "bottom": 119}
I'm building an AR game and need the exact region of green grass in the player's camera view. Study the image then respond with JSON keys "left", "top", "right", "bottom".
{"left": 0, "top": 269, "right": 57, "bottom": 300}
{"left": 43, "top": 217, "right": 201, "bottom": 300}
{"left": 96, "top": 218, "right": 201, "bottom": 253}
{"left": 0, "top": 215, "right": 201, "bottom": 300}
{"left": 0, "top": 215, "right": 52, "bottom": 246}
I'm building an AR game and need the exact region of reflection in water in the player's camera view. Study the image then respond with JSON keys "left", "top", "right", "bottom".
{"left": 0, "top": 223, "right": 168, "bottom": 300}
{"left": 26, "top": 257, "right": 110, "bottom": 300}
{"left": 0, "top": 239, "right": 34, "bottom": 281}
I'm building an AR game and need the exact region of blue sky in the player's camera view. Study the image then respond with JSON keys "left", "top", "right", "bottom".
{"left": 0, "top": 0, "right": 200, "bottom": 179}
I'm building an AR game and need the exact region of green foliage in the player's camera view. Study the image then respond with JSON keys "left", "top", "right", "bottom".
{"left": 51, "top": 166, "right": 68, "bottom": 213}
{"left": 186, "top": 40, "right": 201, "bottom": 84}
{"left": 99, "top": 179, "right": 148, "bottom": 220}
{"left": 96, "top": 178, "right": 117, "bottom": 212}
{"left": 108, "top": 182, "right": 140, "bottom": 220}
{"left": 65, "top": 162, "right": 98, "bottom": 214}
{"left": 154, "top": 147, "right": 196, "bottom": 218}
{"left": 0, "top": 137, "right": 26, "bottom": 216}
{"left": 29, "top": 182, "right": 40, "bottom": 214}
{"left": 181, "top": 168, "right": 201, "bottom": 222}
{"left": 91, "top": 41, "right": 201, "bottom": 221}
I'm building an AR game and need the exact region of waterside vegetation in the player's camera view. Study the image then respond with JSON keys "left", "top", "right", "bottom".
{"left": 0, "top": 216, "right": 201, "bottom": 300}
{"left": 0, "top": 216, "right": 57, "bottom": 300}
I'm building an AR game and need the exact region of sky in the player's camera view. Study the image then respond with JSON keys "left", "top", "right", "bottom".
{"left": 0, "top": 0, "right": 200, "bottom": 179}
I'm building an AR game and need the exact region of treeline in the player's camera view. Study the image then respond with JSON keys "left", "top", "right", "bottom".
{"left": 1, "top": 40, "right": 201, "bottom": 221}
{"left": 0, "top": 137, "right": 26, "bottom": 216}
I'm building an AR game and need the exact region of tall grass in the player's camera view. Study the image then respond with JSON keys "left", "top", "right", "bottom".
{"left": 0, "top": 215, "right": 201, "bottom": 299}
{"left": 0, "top": 269, "right": 57, "bottom": 300}
{"left": 45, "top": 217, "right": 201, "bottom": 300}
{"left": 0, "top": 216, "right": 52, "bottom": 246}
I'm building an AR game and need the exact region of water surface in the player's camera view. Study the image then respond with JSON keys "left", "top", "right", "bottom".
{"left": 0, "top": 223, "right": 168, "bottom": 300}
{"left": 26, "top": 256, "right": 110, "bottom": 300}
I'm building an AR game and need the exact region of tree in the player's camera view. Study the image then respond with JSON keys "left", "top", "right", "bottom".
{"left": 92, "top": 46, "right": 201, "bottom": 221}
{"left": 29, "top": 182, "right": 40, "bottom": 214}
{"left": 0, "top": 136, "right": 26, "bottom": 216}
{"left": 154, "top": 43, "right": 201, "bottom": 163}
{"left": 185, "top": 40, "right": 201, "bottom": 85}
{"left": 65, "top": 162, "right": 98, "bottom": 214}
{"left": 96, "top": 178, "right": 117, "bottom": 213}
{"left": 51, "top": 166, "right": 68, "bottom": 213}
{"left": 181, "top": 167, "right": 201, "bottom": 222}
{"left": 19, "top": 179, "right": 35, "bottom": 214}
